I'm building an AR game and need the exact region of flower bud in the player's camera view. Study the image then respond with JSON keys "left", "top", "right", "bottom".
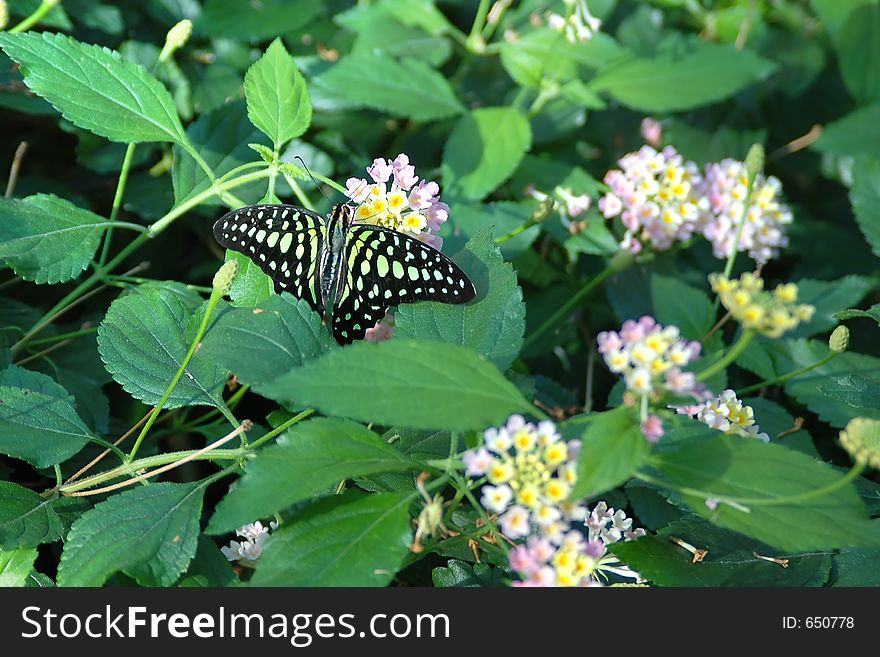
{"left": 839, "top": 417, "right": 880, "bottom": 469}
{"left": 829, "top": 325, "right": 849, "bottom": 353}
{"left": 745, "top": 143, "right": 765, "bottom": 180}
{"left": 212, "top": 259, "right": 238, "bottom": 296}
{"left": 0, "top": 1, "right": 8, "bottom": 30}
{"left": 159, "top": 19, "right": 193, "bottom": 62}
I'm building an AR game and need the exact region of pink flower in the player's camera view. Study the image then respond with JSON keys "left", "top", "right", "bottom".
{"left": 366, "top": 157, "right": 392, "bottom": 184}
{"left": 345, "top": 177, "right": 371, "bottom": 203}
{"left": 640, "top": 117, "right": 663, "bottom": 146}
{"left": 364, "top": 312, "right": 395, "bottom": 342}
{"left": 408, "top": 180, "right": 440, "bottom": 210}
{"left": 463, "top": 447, "right": 492, "bottom": 477}
{"left": 391, "top": 153, "right": 418, "bottom": 190}
{"left": 640, "top": 415, "right": 664, "bottom": 443}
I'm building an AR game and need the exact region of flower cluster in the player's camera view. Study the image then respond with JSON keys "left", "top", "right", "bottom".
{"left": 598, "top": 145, "right": 703, "bottom": 253}
{"left": 220, "top": 520, "right": 278, "bottom": 567}
{"left": 509, "top": 501, "right": 645, "bottom": 587}
{"left": 698, "top": 159, "right": 792, "bottom": 264}
{"left": 547, "top": 0, "right": 602, "bottom": 43}
{"left": 684, "top": 389, "right": 769, "bottom": 442}
{"left": 597, "top": 316, "right": 702, "bottom": 397}
{"left": 345, "top": 154, "right": 448, "bottom": 249}
{"left": 839, "top": 418, "right": 880, "bottom": 470}
{"left": 463, "top": 415, "right": 583, "bottom": 542}
{"left": 709, "top": 273, "right": 815, "bottom": 338}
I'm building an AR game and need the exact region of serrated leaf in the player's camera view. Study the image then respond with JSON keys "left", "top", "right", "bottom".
{"left": 259, "top": 340, "right": 534, "bottom": 431}
{"left": 0, "top": 32, "right": 186, "bottom": 144}
{"left": 251, "top": 491, "right": 412, "bottom": 586}
{"left": 0, "top": 482, "right": 64, "bottom": 549}
{"left": 832, "top": 541, "right": 880, "bottom": 586}
{"left": 196, "top": 0, "right": 322, "bottom": 40}
{"left": 814, "top": 103, "right": 880, "bottom": 161}
{"left": 200, "top": 295, "right": 335, "bottom": 387}
{"left": 818, "top": 374, "right": 880, "bottom": 413}
{"left": 568, "top": 407, "right": 650, "bottom": 499}
{"left": 0, "top": 194, "right": 109, "bottom": 284}
{"left": 653, "top": 434, "right": 880, "bottom": 551}
{"left": 587, "top": 39, "right": 776, "bottom": 112}
{"left": 612, "top": 517, "right": 832, "bottom": 587}
{"left": 0, "top": 366, "right": 94, "bottom": 467}
{"left": 0, "top": 548, "right": 38, "bottom": 587}
{"left": 789, "top": 276, "right": 872, "bottom": 337}
{"left": 442, "top": 107, "right": 531, "bottom": 201}
{"left": 244, "top": 39, "right": 311, "bottom": 150}
{"left": 208, "top": 418, "right": 414, "bottom": 534}
{"left": 396, "top": 231, "right": 525, "bottom": 370}
{"left": 97, "top": 286, "right": 227, "bottom": 409}
{"left": 835, "top": 304, "right": 880, "bottom": 324}
{"left": 432, "top": 560, "right": 505, "bottom": 587}
{"left": 315, "top": 54, "right": 463, "bottom": 121}
{"left": 172, "top": 101, "right": 268, "bottom": 207}
{"left": 834, "top": 3, "right": 880, "bottom": 105}
{"left": 850, "top": 158, "right": 880, "bottom": 258}
{"left": 651, "top": 274, "right": 715, "bottom": 341}
{"left": 57, "top": 482, "right": 204, "bottom": 587}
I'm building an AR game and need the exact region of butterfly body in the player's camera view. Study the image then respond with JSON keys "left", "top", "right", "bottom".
{"left": 212, "top": 203, "right": 476, "bottom": 344}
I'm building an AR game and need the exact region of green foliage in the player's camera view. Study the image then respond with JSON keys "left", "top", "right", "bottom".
{"left": 0, "top": 482, "right": 64, "bottom": 549}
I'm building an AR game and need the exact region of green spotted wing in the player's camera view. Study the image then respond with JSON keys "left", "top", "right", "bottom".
{"left": 330, "top": 224, "right": 476, "bottom": 343}
{"left": 212, "top": 204, "right": 326, "bottom": 314}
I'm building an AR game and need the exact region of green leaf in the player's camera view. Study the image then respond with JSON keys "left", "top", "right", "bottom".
{"left": 653, "top": 434, "right": 880, "bottom": 551}
{"left": 0, "top": 547, "right": 38, "bottom": 587}
{"left": 251, "top": 491, "right": 413, "bottom": 586}
{"left": 651, "top": 274, "right": 715, "bottom": 341}
{"left": 835, "top": 304, "right": 880, "bottom": 324}
{"left": 396, "top": 231, "right": 526, "bottom": 371}
{"left": 244, "top": 39, "right": 311, "bottom": 150}
{"left": 569, "top": 407, "right": 650, "bottom": 499}
{"left": 0, "top": 32, "right": 186, "bottom": 144}
{"left": 208, "top": 418, "right": 414, "bottom": 534}
{"left": 834, "top": 3, "right": 880, "bottom": 105}
{"left": 226, "top": 250, "right": 274, "bottom": 307}
{"left": 442, "top": 107, "right": 532, "bottom": 201}
{"left": 818, "top": 374, "right": 880, "bottom": 413}
{"left": 832, "top": 542, "right": 880, "bottom": 586}
{"left": 57, "top": 482, "right": 204, "bottom": 587}
{"left": 97, "top": 286, "right": 227, "bottom": 409}
{"left": 178, "top": 535, "right": 238, "bottom": 587}
{"left": 258, "top": 340, "right": 534, "bottom": 431}
{"left": 587, "top": 39, "right": 776, "bottom": 112}
{"left": 196, "top": 0, "right": 322, "bottom": 40}
{"left": 0, "top": 194, "right": 108, "bottom": 284}
{"left": 432, "top": 560, "right": 505, "bottom": 587}
{"left": 444, "top": 201, "right": 540, "bottom": 259}
{"left": 612, "top": 517, "right": 832, "bottom": 587}
{"left": 814, "top": 103, "right": 880, "bottom": 161}
{"left": 789, "top": 276, "right": 872, "bottom": 337}
{"left": 0, "top": 482, "right": 64, "bottom": 549}
{"left": 0, "top": 366, "right": 93, "bottom": 467}
{"left": 810, "top": 0, "right": 874, "bottom": 37}
{"left": 172, "top": 101, "right": 268, "bottom": 207}
{"left": 315, "top": 54, "right": 463, "bottom": 121}
{"left": 200, "top": 295, "right": 335, "bottom": 388}
{"left": 850, "top": 158, "right": 880, "bottom": 259}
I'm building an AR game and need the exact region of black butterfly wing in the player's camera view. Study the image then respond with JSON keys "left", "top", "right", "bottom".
{"left": 212, "top": 204, "right": 327, "bottom": 314}
{"left": 330, "top": 225, "right": 476, "bottom": 344}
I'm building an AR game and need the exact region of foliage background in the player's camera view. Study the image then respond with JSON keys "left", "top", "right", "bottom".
{"left": 0, "top": 0, "right": 879, "bottom": 588}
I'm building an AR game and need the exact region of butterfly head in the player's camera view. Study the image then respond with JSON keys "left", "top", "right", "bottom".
{"left": 330, "top": 202, "right": 356, "bottom": 231}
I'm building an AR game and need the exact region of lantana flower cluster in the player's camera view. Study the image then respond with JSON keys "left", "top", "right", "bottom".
{"left": 547, "top": 0, "right": 602, "bottom": 43}
{"left": 345, "top": 153, "right": 448, "bottom": 250}
{"left": 220, "top": 520, "right": 278, "bottom": 567}
{"left": 597, "top": 316, "right": 702, "bottom": 397}
{"left": 699, "top": 159, "right": 792, "bottom": 264}
{"left": 599, "top": 146, "right": 794, "bottom": 264}
{"left": 683, "top": 389, "right": 770, "bottom": 442}
{"left": 709, "top": 273, "right": 815, "bottom": 338}
{"left": 464, "top": 416, "right": 646, "bottom": 587}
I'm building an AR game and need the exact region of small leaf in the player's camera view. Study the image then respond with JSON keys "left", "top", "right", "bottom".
{"left": 651, "top": 274, "right": 716, "bottom": 341}
{"left": 57, "top": 482, "right": 204, "bottom": 587}
{"left": 258, "top": 340, "right": 534, "bottom": 431}
{"left": 208, "top": 418, "right": 414, "bottom": 534}
{"left": 200, "top": 295, "right": 335, "bottom": 387}
{"left": 0, "top": 547, "right": 38, "bottom": 587}
{"left": 0, "top": 32, "right": 186, "bottom": 144}
{"left": 225, "top": 250, "right": 275, "bottom": 308}
{"left": 396, "top": 231, "right": 526, "bottom": 370}
{"left": 0, "top": 195, "right": 108, "bottom": 284}
{"left": 442, "top": 107, "right": 532, "bottom": 201}
{"left": 251, "top": 491, "right": 412, "bottom": 586}
{"left": 0, "top": 482, "right": 64, "bottom": 549}
{"left": 244, "top": 38, "right": 311, "bottom": 150}
{"left": 432, "top": 560, "right": 505, "bottom": 587}
{"left": 569, "top": 408, "right": 650, "bottom": 499}
{"left": 0, "top": 367, "right": 94, "bottom": 468}
{"left": 315, "top": 54, "right": 463, "bottom": 121}
{"left": 97, "top": 286, "right": 227, "bottom": 409}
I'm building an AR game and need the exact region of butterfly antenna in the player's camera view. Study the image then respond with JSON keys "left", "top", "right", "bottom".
{"left": 294, "top": 156, "right": 332, "bottom": 205}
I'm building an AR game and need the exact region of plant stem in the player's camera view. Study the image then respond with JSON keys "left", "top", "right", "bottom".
{"left": 737, "top": 352, "right": 838, "bottom": 396}
{"left": 99, "top": 142, "right": 138, "bottom": 266}
{"left": 246, "top": 409, "right": 315, "bottom": 451}
{"left": 696, "top": 330, "right": 755, "bottom": 382}
{"left": 179, "top": 141, "right": 246, "bottom": 208}
{"left": 8, "top": 0, "right": 57, "bottom": 33}
{"left": 282, "top": 172, "right": 316, "bottom": 211}
{"left": 524, "top": 264, "right": 616, "bottom": 348}
{"left": 452, "top": 472, "right": 509, "bottom": 554}
{"left": 467, "top": 0, "right": 492, "bottom": 51}
{"left": 26, "top": 326, "right": 98, "bottom": 347}
{"left": 722, "top": 164, "right": 759, "bottom": 280}
{"left": 5, "top": 141, "right": 28, "bottom": 198}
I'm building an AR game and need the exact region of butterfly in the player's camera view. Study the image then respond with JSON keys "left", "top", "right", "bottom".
{"left": 212, "top": 203, "right": 476, "bottom": 344}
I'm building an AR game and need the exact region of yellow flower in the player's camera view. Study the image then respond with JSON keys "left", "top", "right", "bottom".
{"left": 544, "top": 479, "right": 570, "bottom": 504}
{"left": 402, "top": 212, "right": 427, "bottom": 233}
{"left": 488, "top": 460, "right": 514, "bottom": 484}
{"left": 386, "top": 190, "right": 408, "bottom": 215}
{"left": 544, "top": 442, "right": 568, "bottom": 467}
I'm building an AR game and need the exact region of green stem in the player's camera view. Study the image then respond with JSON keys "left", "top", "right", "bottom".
{"left": 179, "top": 141, "right": 246, "bottom": 208}
{"left": 737, "top": 352, "right": 837, "bottom": 396}
{"left": 524, "top": 264, "right": 616, "bottom": 348}
{"left": 8, "top": 0, "right": 58, "bottom": 33}
{"left": 467, "top": 0, "right": 492, "bottom": 51}
{"left": 452, "top": 472, "right": 509, "bottom": 554}
{"left": 246, "top": 409, "right": 315, "bottom": 451}
{"left": 99, "top": 142, "right": 138, "bottom": 266}
{"left": 26, "top": 326, "right": 98, "bottom": 347}
{"left": 147, "top": 168, "right": 272, "bottom": 237}
{"left": 696, "top": 330, "right": 755, "bottom": 382}
{"left": 282, "top": 172, "right": 316, "bottom": 211}
{"left": 722, "top": 166, "right": 759, "bottom": 280}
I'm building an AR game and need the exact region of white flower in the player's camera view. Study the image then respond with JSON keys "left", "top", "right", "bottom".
{"left": 481, "top": 484, "right": 514, "bottom": 514}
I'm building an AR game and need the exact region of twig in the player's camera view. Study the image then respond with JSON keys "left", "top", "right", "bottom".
{"left": 5, "top": 141, "right": 28, "bottom": 198}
